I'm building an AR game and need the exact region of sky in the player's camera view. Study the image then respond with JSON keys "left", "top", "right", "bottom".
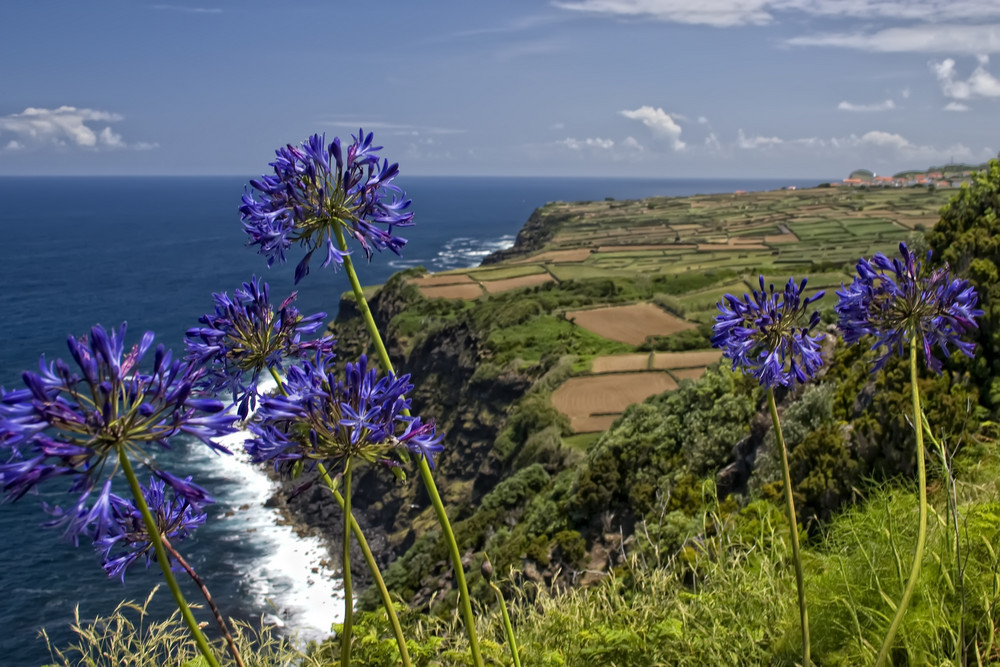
{"left": 1, "top": 0, "right": 999, "bottom": 178}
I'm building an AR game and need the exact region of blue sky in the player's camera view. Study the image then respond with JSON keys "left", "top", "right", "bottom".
{"left": 1, "top": 0, "right": 998, "bottom": 178}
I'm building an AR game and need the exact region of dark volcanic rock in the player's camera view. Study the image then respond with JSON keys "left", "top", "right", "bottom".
{"left": 480, "top": 205, "right": 577, "bottom": 265}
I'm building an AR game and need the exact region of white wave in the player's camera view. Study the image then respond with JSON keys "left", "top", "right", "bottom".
{"left": 183, "top": 374, "right": 348, "bottom": 645}
{"left": 208, "top": 434, "right": 345, "bottom": 644}
{"left": 430, "top": 235, "right": 516, "bottom": 271}
{"left": 387, "top": 235, "right": 517, "bottom": 273}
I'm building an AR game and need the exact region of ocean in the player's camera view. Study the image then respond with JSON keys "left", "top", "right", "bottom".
{"left": 0, "top": 174, "right": 826, "bottom": 664}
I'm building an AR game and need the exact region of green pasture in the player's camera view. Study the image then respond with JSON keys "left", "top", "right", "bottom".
{"left": 442, "top": 187, "right": 951, "bottom": 323}
{"left": 466, "top": 264, "right": 547, "bottom": 281}
{"left": 547, "top": 264, "right": 634, "bottom": 281}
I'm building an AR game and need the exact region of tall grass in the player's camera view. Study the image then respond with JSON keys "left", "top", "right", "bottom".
{"left": 47, "top": 444, "right": 1000, "bottom": 666}
{"left": 41, "top": 586, "right": 319, "bottom": 667}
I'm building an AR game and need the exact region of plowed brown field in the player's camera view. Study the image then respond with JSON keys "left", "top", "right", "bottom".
{"left": 651, "top": 350, "right": 723, "bottom": 369}
{"left": 411, "top": 274, "right": 474, "bottom": 286}
{"left": 551, "top": 372, "right": 679, "bottom": 433}
{"left": 566, "top": 302, "right": 695, "bottom": 345}
{"left": 591, "top": 353, "right": 652, "bottom": 373}
{"left": 418, "top": 284, "right": 485, "bottom": 300}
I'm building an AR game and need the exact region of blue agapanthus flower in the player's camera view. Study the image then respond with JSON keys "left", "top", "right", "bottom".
{"left": 712, "top": 276, "right": 826, "bottom": 388}
{"left": 246, "top": 353, "right": 443, "bottom": 473}
{"left": 186, "top": 276, "right": 337, "bottom": 418}
{"left": 0, "top": 323, "right": 234, "bottom": 544}
{"left": 240, "top": 130, "right": 414, "bottom": 283}
{"left": 836, "top": 242, "right": 983, "bottom": 373}
{"left": 96, "top": 475, "right": 207, "bottom": 582}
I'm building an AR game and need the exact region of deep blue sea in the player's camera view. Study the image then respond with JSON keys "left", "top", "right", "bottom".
{"left": 0, "top": 175, "right": 825, "bottom": 664}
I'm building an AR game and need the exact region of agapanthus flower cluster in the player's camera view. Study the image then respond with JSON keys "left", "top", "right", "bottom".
{"left": 246, "top": 353, "right": 443, "bottom": 474}
{"left": 186, "top": 277, "right": 337, "bottom": 418}
{"left": 712, "top": 276, "right": 826, "bottom": 388}
{"left": 96, "top": 475, "right": 207, "bottom": 581}
{"left": 0, "top": 323, "right": 234, "bottom": 543}
{"left": 836, "top": 242, "right": 983, "bottom": 372}
{"left": 240, "top": 130, "right": 414, "bottom": 283}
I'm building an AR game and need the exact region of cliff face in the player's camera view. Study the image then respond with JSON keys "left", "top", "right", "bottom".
{"left": 479, "top": 203, "right": 574, "bottom": 265}
{"left": 279, "top": 273, "right": 534, "bottom": 569}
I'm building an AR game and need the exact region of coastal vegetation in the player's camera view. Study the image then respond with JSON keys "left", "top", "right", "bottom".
{"left": 11, "top": 138, "right": 998, "bottom": 665}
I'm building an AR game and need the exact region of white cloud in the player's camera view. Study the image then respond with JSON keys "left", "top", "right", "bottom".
{"left": 541, "top": 135, "right": 646, "bottom": 162}
{"left": 554, "top": 0, "right": 1000, "bottom": 28}
{"left": 550, "top": 122, "right": 566, "bottom": 130}
{"left": 704, "top": 132, "right": 722, "bottom": 150}
{"left": 559, "top": 137, "right": 616, "bottom": 150}
{"left": 730, "top": 127, "right": 987, "bottom": 163}
{"left": 553, "top": 0, "right": 772, "bottom": 27}
{"left": 838, "top": 99, "right": 896, "bottom": 112}
{"left": 98, "top": 127, "right": 125, "bottom": 149}
{"left": 945, "top": 101, "right": 971, "bottom": 111}
{"left": 931, "top": 56, "right": 1000, "bottom": 99}
{"left": 787, "top": 24, "right": 1000, "bottom": 54}
{"left": 4, "top": 140, "right": 23, "bottom": 151}
{"left": 901, "top": 87, "right": 911, "bottom": 98}
{"left": 622, "top": 136, "right": 644, "bottom": 151}
{"left": 0, "top": 106, "right": 154, "bottom": 151}
{"left": 620, "top": 106, "right": 685, "bottom": 149}
{"left": 857, "top": 130, "right": 911, "bottom": 150}
{"left": 737, "top": 129, "right": 783, "bottom": 149}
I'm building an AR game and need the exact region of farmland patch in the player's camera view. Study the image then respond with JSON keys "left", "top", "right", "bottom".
{"left": 551, "top": 372, "right": 679, "bottom": 433}
{"left": 481, "top": 273, "right": 555, "bottom": 294}
{"left": 566, "top": 302, "right": 695, "bottom": 345}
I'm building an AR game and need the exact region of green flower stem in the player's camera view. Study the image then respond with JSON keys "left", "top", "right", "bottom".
{"left": 161, "top": 536, "right": 245, "bottom": 667}
{"left": 490, "top": 581, "right": 521, "bottom": 667}
{"left": 268, "top": 367, "right": 412, "bottom": 667}
{"left": 341, "top": 458, "right": 354, "bottom": 667}
{"left": 318, "top": 462, "right": 412, "bottom": 667}
{"left": 332, "top": 223, "right": 485, "bottom": 667}
{"left": 484, "top": 556, "right": 521, "bottom": 667}
{"left": 767, "top": 388, "right": 810, "bottom": 667}
{"left": 116, "top": 448, "right": 222, "bottom": 667}
{"left": 876, "top": 343, "right": 928, "bottom": 667}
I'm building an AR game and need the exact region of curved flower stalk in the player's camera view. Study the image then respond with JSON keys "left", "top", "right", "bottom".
{"left": 185, "top": 276, "right": 336, "bottom": 418}
{"left": 96, "top": 477, "right": 246, "bottom": 667}
{"left": 325, "top": 241, "right": 487, "bottom": 667}
{"left": 245, "top": 132, "right": 484, "bottom": 667}
{"left": 713, "top": 276, "right": 826, "bottom": 667}
{"left": 188, "top": 274, "right": 413, "bottom": 664}
{"left": 240, "top": 130, "right": 414, "bottom": 283}
{"left": 837, "top": 243, "right": 982, "bottom": 666}
{"left": 0, "top": 323, "right": 235, "bottom": 667}
{"left": 247, "top": 353, "right": 441, "bottom": 666}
